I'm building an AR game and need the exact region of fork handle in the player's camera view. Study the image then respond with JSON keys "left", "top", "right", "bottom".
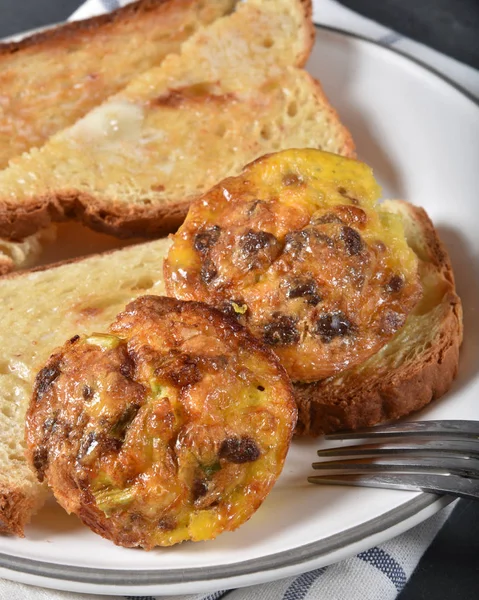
{"left": 308, "top": 473, "right": 479, "bottom": 500}
{"left": 325, "top": 420, "right": 479, "bottom": 440}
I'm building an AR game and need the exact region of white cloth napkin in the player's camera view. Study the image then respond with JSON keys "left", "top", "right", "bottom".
{"left": 0, "top": 0, "right": 473, "bottom": 598}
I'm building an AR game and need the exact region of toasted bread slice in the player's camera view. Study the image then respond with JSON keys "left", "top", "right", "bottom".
{"left": 294, "top": 201, "right": 463, "bottom": 435}
{"left": 0, "top": 0, "right": 355, "bottom": 241}
{"left": 0, "top": 200, "right": 460, "bottom": 535}
{"left": 0, "top": 238, "right": 172, "bottom": 536}
{"left": 0, "top": 0, "right": 236, "bottom": 274}
{"left": 0, "top": 0, "right": 237, "bottom": 171}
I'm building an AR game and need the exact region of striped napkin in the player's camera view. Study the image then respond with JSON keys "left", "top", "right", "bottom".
{"left": 0, "top": 0, "right": 468, "bottom": 598}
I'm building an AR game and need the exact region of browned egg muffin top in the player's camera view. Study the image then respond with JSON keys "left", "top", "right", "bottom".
{"left": 25, "top": 296, "right": 296, "bottom": 549}
{"left": 164, "top": 149, "right": 421, "bottom": 382}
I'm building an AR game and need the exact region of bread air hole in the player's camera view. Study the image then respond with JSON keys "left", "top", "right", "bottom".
{"left": 260, "top": 124, "right": 273, "bottom": 140}
{"left": 262, "top": 37, "right": 274, "bottom": 48}
{"left": 287, "top": 101, "right": 298, "bottom": 117}
{"left": 215, "top": 123, "right": 227, "bottom": 138}
{"left": 1, "top": 404, "right": 13, "bottom": 418}
{"left": 0, "top": 361, "right": 10, "bottom": 375}
{"left": 183, "top": 23, "right": 196, "bottom": 36}
{"left": 131, "top": 275, "right": 155, "bottom": 291}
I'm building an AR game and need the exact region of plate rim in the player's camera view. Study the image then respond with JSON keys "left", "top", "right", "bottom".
{"left": 0, "top": 495, "right": 452, "bottom": 587}
{"left": 315, "top": 24, "right": 478, "bottom": 107}
{"left": 0, "top": 23, "right": 475, "bottom": 593}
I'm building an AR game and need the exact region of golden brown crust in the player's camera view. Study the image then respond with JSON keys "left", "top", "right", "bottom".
{"left": 294, "top": 202, "right": 463, "bottom": 436}
{"left": 25, "top": 296, "right": 296, "bottom": 548}
{"left": 0, "top": 192, "right": 191, "bottom": 241}
{"left": 0, "top": 486, "right": 46, "bottom": 537}
{"left": 0, "top": 0, "right": 188, "bottom": 55}
{"left": 297, "top": 0, "right": 315, "bottom": 67}
{"left": 0, "top": 489, "right": 27, "bottom": 537}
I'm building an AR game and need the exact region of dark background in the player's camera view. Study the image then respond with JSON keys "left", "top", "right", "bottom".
{"left": 339, "top": 0, "right": 479, "bottom": 69}
{"left": 0, "top": 0, "right": 478, "bottom": 598}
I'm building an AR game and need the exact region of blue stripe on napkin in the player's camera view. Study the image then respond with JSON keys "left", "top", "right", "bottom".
{"left": 358, "top": 547, "right": 407, "bottom": 591}
{"left": 283, "top": 568, "right": 327, "bottom": 600}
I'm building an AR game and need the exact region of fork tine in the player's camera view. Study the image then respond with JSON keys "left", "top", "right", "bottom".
{"left": 308, "top": 472, "right": 479, "bottom": 500}
{"left": 325, "top": 420, "right": 479, "bottom": 440}
{"left": 316, "top": 439, "right": 479, "bottom": 458}
{"left": 311, "top": 456, "right": 479, "bottom": 478}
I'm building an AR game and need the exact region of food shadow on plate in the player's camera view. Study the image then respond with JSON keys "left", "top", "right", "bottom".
{"left": 35, "top": 221, "right": 143, "bottom": 269}
{"left": 26, "top": 495, "right": 85, "bottom": 539}
{"left": 158, "top": 490, "right": 348, "bottom": 556}
{"left": 309, "top": 29, "right": 406, "bottom": 199}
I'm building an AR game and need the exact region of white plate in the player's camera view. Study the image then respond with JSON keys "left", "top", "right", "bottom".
{"left": 0, "top": 26, "right": 478, "bottom": 596}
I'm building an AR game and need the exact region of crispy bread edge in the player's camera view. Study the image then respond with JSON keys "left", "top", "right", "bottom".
{"left": 0, "top": 0, "right": 194, "bottom": 54}
{"left": 0, "top": 485, "right": 48, "bottom": 537}
{"left": 297, "top": 0, "right": 315, "bottom": 67}
{"left": 294, "top": 201, "right": 463, "bottom": 436}
{"left": 0, "top": 192, "right": 191, "bottom": 241}
{"left": 0, "top": 236, "right": 171, "bottom": 282}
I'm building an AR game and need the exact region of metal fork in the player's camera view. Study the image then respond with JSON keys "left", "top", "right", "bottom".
{"left": 308, "top": 420, "right": 479, "bottom": 500}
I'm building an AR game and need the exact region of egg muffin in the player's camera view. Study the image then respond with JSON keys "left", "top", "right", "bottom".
{"left": 164, "top": 149, "right": 421, "bottom": 382}
{"left": 25, "top": 295, "right": 296, "bottom": 548}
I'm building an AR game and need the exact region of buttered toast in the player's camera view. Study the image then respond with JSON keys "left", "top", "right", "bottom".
{"left": 0, "top": 200, "right": 460, "bottom": 535}
{"left": 0, "top": 0, "right": 355, "bottom": 241}
{"left": 0, "top": 0, "right": 236, "bottom": 170}
{"left": 0, "top": 0, "right": 236, "bottom": 273}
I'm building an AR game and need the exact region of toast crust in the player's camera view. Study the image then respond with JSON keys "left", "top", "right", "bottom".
{"left": 294, "top": 202, "right": 463, "bottom": 436}
{"left": 0, "top": 238, "right": 161, "bottom": 281}
{"left": 0, "top": 257, "right": 13, "bottom": 276}
{"left": 0, "top": 486, "right": 47, "bottom": 537}
{"left": 0, "top": 0, "right": 197, "bottom": 54}
{"left": 297, "top": 0, "right": 315, "bottom": 67}
{"left": 0, "top": 192, "right": 190, "bottom": 241}
{"left": 309, "top": 76, "right": 356, "bottom": 158}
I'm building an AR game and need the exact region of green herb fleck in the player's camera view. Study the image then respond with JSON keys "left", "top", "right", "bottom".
{"left": 231, "top": 302, "right": 248, "bottom": 315}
